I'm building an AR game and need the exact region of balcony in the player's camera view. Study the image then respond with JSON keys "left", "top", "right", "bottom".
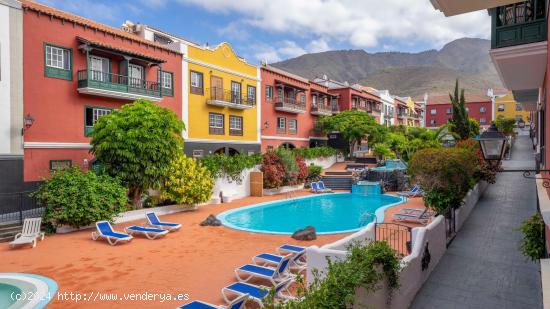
{"left": 311, "top": 105, "right": 333, "bottom": 116}
{"left": 274, "top": 97, "right": 306, "bottom": 114}
{"left": 77, "top": 70, "right": 162, "bottom": 102}
{"left": 491, "top": 0, "right": 546, "bottom": 49}
{"left": 489, "top": 0, "right": 547, "bottom": 100}
{"left": 206, "top": 87, "right": 254, "bottom": 110}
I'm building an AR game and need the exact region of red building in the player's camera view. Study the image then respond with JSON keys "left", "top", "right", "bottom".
{"left": 260, "top": 65, "right": 337, "bottom": 151}
{"left": 21, "top": 0, "right": 182, "bottom": 182}
{"left": 425, "top": 94, "right": 492, "bottom": 128}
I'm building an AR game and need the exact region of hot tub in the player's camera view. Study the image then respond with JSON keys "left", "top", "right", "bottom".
{"left": 0, "top": 273, "right": 57, "bottom": 309}
{"left": 352, "top": 181, "right": 382, "bottom": 195}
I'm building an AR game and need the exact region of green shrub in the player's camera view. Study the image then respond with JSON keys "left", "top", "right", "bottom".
{"left": 520, "top": 213, "right": 546, "bottom": 261}
{"left": 408, "top": 147, "right": 477, "bottom": 214}
{"left": 373, "top": 143, "right": 395, "bottom": 160}
{"left": 292, "top": 147, "right": 338, "bottom": 159}
{"left": 495, "top": 115, "right": 517, "bottom": 136}
{"left": 161, "top": 155, "right": 213, "bottom": 205}
{"left": 264, "top": 241, "right": 400, "bottom": 309}
{"left": 457, "top": 139, "right": 499, "bottom": 184}
{"left": 308, "top": 165, "right": 323, "bottom": 179}
{"left": 33, "top": 167, "right": 128, "bottom": 229}
{"left": 200, "top": 153, "right": 261, "bottom": 184}
{"left": 277, "top": 148, "right": 299, "bottom": 185}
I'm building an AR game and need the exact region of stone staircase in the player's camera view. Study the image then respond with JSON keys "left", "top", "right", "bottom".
{"left": 0, "top": 223, "right": 22, "bottom": 243}
{"left": 321, "top": 175, "right": 354, "bottom": 190}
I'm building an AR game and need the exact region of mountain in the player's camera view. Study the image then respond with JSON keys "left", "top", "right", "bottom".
{"left": 272, "top": 38, "right": 503, "bottom": 98}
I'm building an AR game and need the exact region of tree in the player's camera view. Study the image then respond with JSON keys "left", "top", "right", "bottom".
{"left": 161, "top": 154, "right": 213, "bottom": 206}
{"left": 449, "top": 80, "right": 470, "bottom": 140}
{"left": 91, "top": 99, "right": 185, "bottom": 208}
{"left": 319, "top": 110, "right": 385, "bottom": 156}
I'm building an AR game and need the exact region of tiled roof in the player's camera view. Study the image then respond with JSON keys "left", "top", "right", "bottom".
{"left": 261, "top": 64, "right": 310, "bottom": 84}
{"left": 20, "top": 0, "right": 182, "bottom": 55}
{"left": 426, "top": 93, "right": 491, "bottom": 105}
{"left": 77, "top": 37, "right": 166, "bottom": 63}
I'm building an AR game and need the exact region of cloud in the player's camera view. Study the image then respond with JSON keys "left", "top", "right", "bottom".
{"left": 177, "top": 0, "right": 490, "bottom": 50}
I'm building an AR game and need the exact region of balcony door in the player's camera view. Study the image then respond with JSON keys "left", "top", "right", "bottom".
{"left": 89, "top": 56, "right": 109, "bottom": 82}
{"left": 211, "top": 76, "right": 223, "bottom": 100}
{"left": 231, "top": 81, "right": 241, "bottom": 104}
{"left": 129, "top": 64, "right": 144, "bottom": 88}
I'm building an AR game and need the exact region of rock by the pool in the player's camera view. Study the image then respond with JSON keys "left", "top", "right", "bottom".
{"left": 292, "top": 226, "right": 317, "bottom": 241}
{"left": 200, "top": 214, "right": 221, "bottom": 226}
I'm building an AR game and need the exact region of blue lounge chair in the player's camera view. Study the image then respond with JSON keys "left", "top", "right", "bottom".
{"left": 277, "top": 244, "right": 306, "bottom": 255}
{"left": 310, "top": 182, "right": 320, "bottom": 193}
{"left": 91, "top": 221, "right": 133, "bottom": 246}
{"left": 397, "top": 186, "right": 423, "bottom": 197}
{"left": 253, "top": 251, "right": 306, "bottom": 273}
{"left": 317, "top": 181, "right": 333, "bottom": 193}
{"left": 124, "top": 225, "right": 168, "bottom": 240}
{"left": 146, "top": 212, "right": 181, "bottom": 231}
{"left": 401, "top": 208, "right": 436, "bottom": 217}
{"left": 392, "top": 209, "right": 432, "bottom": 225}
{"left": 179, "top": 293, "right": 248, "bottom": 309}
{"left": 235, "top": 255, "right": 292, "bottom": 285}
{"left": 222, "top": 278, "right": 294, "bottom": 307}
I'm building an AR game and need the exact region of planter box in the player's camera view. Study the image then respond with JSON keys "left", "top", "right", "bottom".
{"left": 55, "top": 203, "right": 196, "bottom": 234}
{"left": 263, "top": 183, "right": 305, "bottom": 196}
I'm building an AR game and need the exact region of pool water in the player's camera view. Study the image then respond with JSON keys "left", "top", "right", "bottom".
{"left": 0, "top": 283, "right": 21, "bottom": 308}
{"left": 218, "top": 193, "right": 404, "bottom": 234}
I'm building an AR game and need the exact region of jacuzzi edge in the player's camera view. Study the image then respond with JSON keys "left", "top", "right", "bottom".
{"left": 217, "top": 193, "right": 406, "bottom": 235}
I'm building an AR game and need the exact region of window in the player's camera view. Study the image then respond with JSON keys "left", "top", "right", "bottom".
{"left": 277, "top": 117, "right": 286, "bottom": 134}
{"left": 209, "top": 113, "right": 224, "bottom": 135}
{"left": 247, "top": 85, "right": 256, "bottom": 104}
{"left": 446, "top": 108, "right": 452, "bottom": 114}
{"left": 480, "top": 117, "right": 486, "bottom": 123}
{"left": 516, "top": 103, "right": 523, "bottom": 111}
{"left": 288, "top": 119, "right": 297, "bottom": 134}
{"left": 85, "top": 106, "right": 112, "bottom": 136}
{"left": 190, "top": 71, "right": 203, "bottom": 95}
{"left": 44, "top": 44, "right": 72, "bottom": 80}
{"left": 300, "top": 95, "right": 306, "bottom": 106}
{"left": 480, "top": 106, "right": 486, "bottom": 113}
{"left": 277, "top": 88, "right": 284, "bottom": 102}
{"left": 430, "top": 119, "right": 437, "bottom": 126}
{"left": 265, "top": 85, "right": 273, "bottom": 101}
{"left": 498, "top": 104, "right": 505, "bottom": 112}
{"left": 50, "top": 160, "right": 72, "bottom": 171}
{"left": 229, "top": 115, "right": 243, "bottom": 136}
{"left": 89, "top": 55, "right": 109, "bottom": 81}
{"left": 430, "top": 109, "right": 436, "bottom": 115}
{"left": 192, "top": 150, "right": 204, "bottom": 158}
{"left": 129, "top": 64, "right": 145, "bottom": 88}
{"left": 231, "top": 81, "right": 242, "bottom": 104}
{"left": 161, "top": 71, "right": 173, "bottom": 96}
{"left": 312, "top": 95, "right": 317, "bottom": 106}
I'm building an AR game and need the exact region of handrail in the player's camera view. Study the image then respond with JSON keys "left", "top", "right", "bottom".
{"left": 77, "top": 69, "right": 160, "bottom": 91}
{"left": 206, "top": 87, "right": 255, "bottom": 106}
{"left": 275, "top": 96, "right": 306, "bottom": 110}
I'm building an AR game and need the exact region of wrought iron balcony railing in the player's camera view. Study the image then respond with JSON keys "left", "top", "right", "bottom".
{"left": 490, "top": 0, "right": 547, "bottom": 49}
{"left": 206, "top": 87, "right": 255, "bottom": 109}
{"left": 274, "top": 97, "right": 306, "bottom": 113}
{"left": 311, "top": 104, "right": 333, "bottom": 116}
{"left": 77, "top": 69, "right": 162, "bottom": 99}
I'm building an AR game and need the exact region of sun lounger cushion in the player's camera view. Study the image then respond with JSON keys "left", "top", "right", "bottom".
{"left": 238, "top": 264, "right": 275, "bottom": 277}
{"left": 126, "top": 226, "right": 166, "bottom": 233}
{"left": 279, "top": 244, "right": 305, "bottom": 253}
{"left": 224, "top": 282, "right": 269, "bottom": 300}
{"left": 179, "top": 301, "right": 218, "bottom": 309}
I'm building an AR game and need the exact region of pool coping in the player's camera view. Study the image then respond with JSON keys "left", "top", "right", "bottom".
{"left": 217, "top": 193, "right": 406, "bottom": 235}
{"left": 0, "top": 273, "right": 58, "bottom": 309}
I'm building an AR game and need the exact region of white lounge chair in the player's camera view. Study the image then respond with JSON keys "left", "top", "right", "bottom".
{"left": 146, "top": 212, "right": 181, "bottom": 231}
{"left": 124, "top": 225, "right": 168, "bottom": 240}
{"left": 10, "top": 218, "right": 45, "bottom": 248}
{"left": 392, "top": 209, "right": 432, "bottom": 225}
{"left": 235, "top": 255, "right": 292, "bottom": 285}
{"left": 91, "top": 221, "right": 133, "bottom": 246}
{"left": 222, "top": 278, "right": 294, "bottom": 307}
{"left": 179, "top": 293, "right": 248, "bottom": 309}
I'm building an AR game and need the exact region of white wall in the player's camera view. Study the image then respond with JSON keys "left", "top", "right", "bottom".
{"left": 305, "top": 155, "right": 337, "bottom": 169}
{"left": 0, "top": 4, "right": 11, "bottom": 154}
{"left": 211, "top": 167, "right": 258, "bottom": 201}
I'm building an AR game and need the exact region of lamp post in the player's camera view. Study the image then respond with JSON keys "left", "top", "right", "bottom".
{"left": 477, "top": 123, "right": 550, "bottom": 187}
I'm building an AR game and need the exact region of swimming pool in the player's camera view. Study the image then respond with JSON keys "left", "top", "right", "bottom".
{"left": 0, "top": 273, "right": 58, "bottom": 309}
{"left": 218, "top": 193, "right": 404, "bottom": 234}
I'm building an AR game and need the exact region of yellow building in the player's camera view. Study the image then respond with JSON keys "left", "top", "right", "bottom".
{"left": 405, "top": 97, "right": 416, "bottom": 127}
{"left": 494, "top": 92, "right": 531, "bottom": 123}
{"left": 184, "top": 43, "right": 260, "bottom": 156}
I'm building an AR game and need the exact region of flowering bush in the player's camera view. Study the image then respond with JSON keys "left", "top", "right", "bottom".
{"left": 456, "top": 138, "right": 499, "bottom": 184}
{"left": 161, "top": 154, "right": 213, "bottom": 205}
{"left": 296, "top": 156, "right": 308, "bottom": 183}
{"left": 261, "top": 152, "right": 285, "bottom": 189}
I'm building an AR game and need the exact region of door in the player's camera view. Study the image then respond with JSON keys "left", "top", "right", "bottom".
{"left": 89, "top": 56, "right": 109, "bottom": 82}
{"left": 129, "top": 64, "right": 144, "bottom": 88}
{"left": 211, "top": 76, "right": 223, "bottom": 100}
{"left": 231, "top": 81, "right": 241, "bottom": 104}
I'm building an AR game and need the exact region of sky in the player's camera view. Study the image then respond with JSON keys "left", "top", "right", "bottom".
{"left": 39, "top": 0, "right": 491, "bottom": 64}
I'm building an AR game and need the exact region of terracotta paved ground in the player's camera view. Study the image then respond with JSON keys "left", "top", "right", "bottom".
{"left": 1, "top": 191, "right": 426, "bottom": 309}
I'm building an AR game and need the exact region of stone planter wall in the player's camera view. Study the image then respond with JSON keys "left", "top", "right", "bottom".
{"left": 263, "top": 183, "right": 305, "bottom": 196}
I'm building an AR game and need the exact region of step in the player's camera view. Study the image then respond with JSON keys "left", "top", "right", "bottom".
{"left": 0, "top": 224, "right": 22, "bottom": 233}
{"left": 324, "top": 171, "right": 353, "bottom": 176}
{"left": 0, "top": 234, "right": 16, "bottom": 243}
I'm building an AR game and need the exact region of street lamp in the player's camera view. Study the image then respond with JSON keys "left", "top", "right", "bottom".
{"left": 477, "top": 123, "right": 550, "bottom": 187}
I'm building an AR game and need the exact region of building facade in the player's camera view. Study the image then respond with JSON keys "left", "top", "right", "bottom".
{"left": 425, "top": 94, "right": 492, "bottom": 128}
{"left": 0, "top": 0, "right": 23, "bottom": 191}
{"left": 128, "top": 23, "right": 261, "bottom": 157}
{"left": 21, "top": 0, "right": 183, "bottom": 181}
{"left": 494, "top": 91, "right": 531, "bottom": 122}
